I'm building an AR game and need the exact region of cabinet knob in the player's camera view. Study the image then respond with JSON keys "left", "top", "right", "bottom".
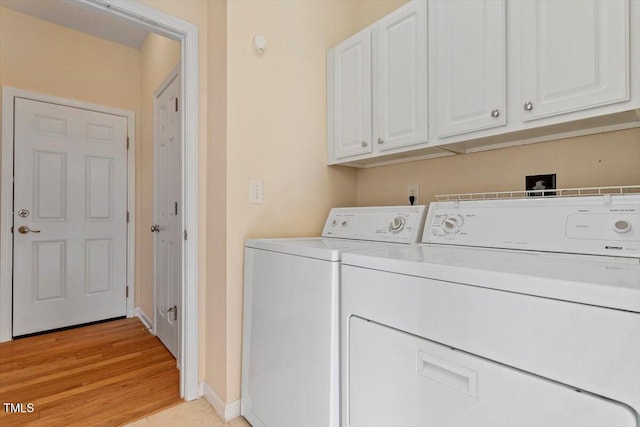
{"left": 377, "top": 138, "right": 384, "bottom": 144}
{"left": 524, "top": 102, "right": 534, "bottom": 111}
{"left": 361, "top": 141, "right": 368, "bottom": 147}
{"left": 490, "top": 109, "right": 500, "bottom": 118}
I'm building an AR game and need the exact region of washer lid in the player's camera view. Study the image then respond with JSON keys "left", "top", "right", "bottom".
{"left": 342, "top": 244, "right": 640, "bottom": 312}
{"left": 245, "top": 237, "right": 386, "bottom": 261}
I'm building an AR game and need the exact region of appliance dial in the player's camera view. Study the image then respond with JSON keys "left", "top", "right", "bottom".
{"left": 341, "top": 219, "right": 350, "bottom": 228}
{"left": 442, "top": 215, "right": 464, "bottom": 234}
{"left": 331, "top": 219, "right": 338, "bottom": 227}
{"left": 389, "top": 217, "right": 406, "bottom": 233}
{"left": 613, "top": 220, "right": 631, "bottom": 234}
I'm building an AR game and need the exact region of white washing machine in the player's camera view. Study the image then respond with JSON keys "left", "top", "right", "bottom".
{"left": 241, "top": 205, "right": 427, "bottom": 427}
{"left": 341, "top": 193, "right": 640, "bottom": 427}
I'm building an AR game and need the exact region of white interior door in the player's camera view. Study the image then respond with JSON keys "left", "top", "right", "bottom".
{"left": 12, "top": 98, "right": 128, "bottom": 337}
{"left": 154, "top": 71, "right": 182, "bottom": 359}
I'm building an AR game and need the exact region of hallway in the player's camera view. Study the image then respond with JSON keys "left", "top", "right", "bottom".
{"left": 0, "top": 318, "right": 181, "bottom": 426}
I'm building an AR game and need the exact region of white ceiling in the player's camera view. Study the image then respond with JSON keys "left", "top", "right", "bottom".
{"left": 1, "top": 0, "right": 150, "bottom": 49}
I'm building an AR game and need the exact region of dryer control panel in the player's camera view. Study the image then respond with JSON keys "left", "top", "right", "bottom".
{"left": 423, "top": 195, "right": 640, "bottom": 258}
{"left": 322, "top": 205, "right": 427, "bottom": 243}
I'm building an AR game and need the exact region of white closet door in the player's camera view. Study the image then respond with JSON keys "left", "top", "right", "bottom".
{"left": 13, "top": 98, "right": 128, "bottom": 336}
{"left": 154, "top": 72, "right": 182, "bottom": 359}
{"left": 520, "top": 0, "right": 629, "bottom": 121}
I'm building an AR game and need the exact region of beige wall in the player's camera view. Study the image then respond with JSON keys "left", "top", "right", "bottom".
{"left": 205, "top": 0, "right": 228, "bottom": 400}
{"left": 137, "top": 33, "right": 181, "bottom": 319}
{"left": 357, "top": 129, "right": 640, "bottom": 205}
{"left": 225, "top": 0, "right": 359, "bottom": 402}
{"left": 0, "top": 7, "right": 140, "bottom": 114}
{"left": 354, "top": 0, "right": 409, "bottom": 28}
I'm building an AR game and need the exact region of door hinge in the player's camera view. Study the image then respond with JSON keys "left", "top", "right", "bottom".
{"left": 126, "top": 286, "right": 129, "bottom": 298}
{"left": 10, "top": 226, "right": 13, "bottom": 234}
{"left": 126, "top": 211, "right": 130, "bottom": 223}
{"left": 184, "top": 230, "right": 187, "bottom": 240}
{"left": 126, "top": 136, "right": 130, "bottom": 150}
{"left": 175, "top": 97, "right": 179, "bottom": 112}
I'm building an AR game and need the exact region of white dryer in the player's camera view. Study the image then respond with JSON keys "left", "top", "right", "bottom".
{"left": 241, "top": 205, "right": 427, "bottom": 427}
{"left": 341, "top": 193, "right": 640, "bottom": 427}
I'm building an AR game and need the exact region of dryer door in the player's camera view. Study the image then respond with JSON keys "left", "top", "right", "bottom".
{"left": 347, "top": 316, "right": 636, "bottom": 427}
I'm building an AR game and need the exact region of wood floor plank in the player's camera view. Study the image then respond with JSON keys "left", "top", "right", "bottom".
{"left": 0, "top": 318, "right": 181, "bottom": 426}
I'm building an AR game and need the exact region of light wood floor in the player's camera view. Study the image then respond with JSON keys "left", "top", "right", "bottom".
{"left": 0, "top": 318, "right": 181, "bottom": 426}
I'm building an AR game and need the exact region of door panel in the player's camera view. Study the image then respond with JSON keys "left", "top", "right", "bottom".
{"left": 374, "top": 0, "right": 428, "bottom": 150}
{"left": 520, "top": 0, "right": 629, "bottom": 121}
{"left": 34, "top": 151, "right": 67, "bottom": 220}
{"left": 13, "top": 98, "right": 128, "bottom": 336}
{"left": 86, "top": 156, "right": 114, "bottom": 220}
{"left": 331, "top": 28, "right": 372, "bottom": 159}
{"left": 432, "top": 0, "right": 506, "bottom": 137}
{"left": 154, "top": 71, "right": 181, "bottom": 359}
{"left": 33, "top": 241, "right": 66, "bottom": 301}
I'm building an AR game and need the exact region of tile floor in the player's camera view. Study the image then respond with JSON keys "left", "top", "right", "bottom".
{"left": 123, "top": 398, "right": 252, "bottom": 427}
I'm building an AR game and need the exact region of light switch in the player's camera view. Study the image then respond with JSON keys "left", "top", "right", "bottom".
{"left": 250, "top": 180, "right": 264, "bottom": 204}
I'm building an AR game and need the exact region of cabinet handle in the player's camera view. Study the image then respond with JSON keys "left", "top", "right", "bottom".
{"left": 490, "top": 109, "right": 500, "bottom": 118}
{"left": 524, "top": 102, "right": 534, "bottom": 111}
{"left": 377, "top": 138, "right": 384, "bottom": 144}
{"left": 361, "top": 141, "right": 368, "bottom": 147}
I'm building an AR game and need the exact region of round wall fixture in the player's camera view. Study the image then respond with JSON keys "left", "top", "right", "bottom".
{"left": 253, "top": 34, "right": 267, "bottom": 55}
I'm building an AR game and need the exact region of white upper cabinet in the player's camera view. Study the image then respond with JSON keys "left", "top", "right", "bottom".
{"left": 430, "top": 0, "right": 506, "bottom": 137}
{"left": 327, "top": 0, "right": 639, "bottom": 167}
{"left": 373, "top": 0, "right": 428, "bottom": 151}
{"left": 328, "top": 28, "right": 372, "bottom": 159}
{"left": 519, "top": 0, "right": 630, "bottom": 121}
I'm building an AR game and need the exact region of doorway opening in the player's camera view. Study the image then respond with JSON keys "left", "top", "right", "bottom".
{"left": 0, "top": 0, "right": 199, "bottom": 400}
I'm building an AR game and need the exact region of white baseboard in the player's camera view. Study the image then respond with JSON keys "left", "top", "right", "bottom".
{"left": 134, "top": 307, "right": 153, "bottom": 332}
{"left": 201, "top": 381, "right": 241, "bottom": 421}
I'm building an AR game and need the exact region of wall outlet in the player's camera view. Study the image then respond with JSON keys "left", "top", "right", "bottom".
{"left": 250, "top": 179, "right": 263, "bottom": 204}
{"left": 407, "top": 184, "right": 419, "bottom": 205}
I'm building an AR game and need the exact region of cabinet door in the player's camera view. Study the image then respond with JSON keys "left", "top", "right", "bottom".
{"left": 329, "top": 28, "right": 372, "bottom": 159}
{"left": 373, "top": 0, "right": 427, "bottom": 152}
{"left": 520, "top": 0, "right": 629, "bottom": 121}
{"left": 431, "top": 0, "right": 506, "bottom": 137}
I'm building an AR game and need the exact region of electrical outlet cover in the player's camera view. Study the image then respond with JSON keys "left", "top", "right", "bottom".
{"left": 525, "top": 174, "right": 556, "bottom": 197}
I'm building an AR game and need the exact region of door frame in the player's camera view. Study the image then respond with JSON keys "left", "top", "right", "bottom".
{"left": 2, "top": 87, "right": 136, "bottom": 335}
{"left": 0, "top": 0, "right": 200, "bottom": 401}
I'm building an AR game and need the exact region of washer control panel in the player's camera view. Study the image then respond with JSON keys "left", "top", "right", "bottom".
{"left": 322, "top": 206, "right": 427, "bottom": 243}
{"left": 423, "top": 195, "right": 640, "bottom": 258}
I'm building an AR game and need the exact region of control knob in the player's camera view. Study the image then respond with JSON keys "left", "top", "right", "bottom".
{"left": 442, "top": 215, "right": 464, "bottom": 234}
{"left": 389, "top": 217, "right": 406, "bottom": 233}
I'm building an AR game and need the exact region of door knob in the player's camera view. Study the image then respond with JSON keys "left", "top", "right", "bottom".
{"left": 150, "top": 224, "right": 160, "bottom": 233}
{"left": 18, "top": 225, "right": 40, "bottom": 234}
